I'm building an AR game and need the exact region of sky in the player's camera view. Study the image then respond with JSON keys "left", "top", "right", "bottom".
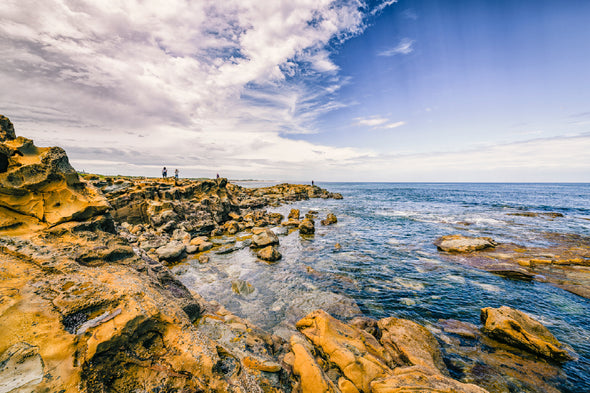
{"left": 1, "top": 0, "right": 589, "bottom": 182}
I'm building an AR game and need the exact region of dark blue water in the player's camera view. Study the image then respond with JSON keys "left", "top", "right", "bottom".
{"left": 176, "top": 183, "right": 590, "bottom": 391}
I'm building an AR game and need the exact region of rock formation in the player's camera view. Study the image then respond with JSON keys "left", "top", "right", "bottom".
{"left": 434, "top": 235, "right": 497, "bottom": 252}
{"left": 0, "top": 117, "right": 292, "bottom": 392}
{"left": 480, "top": 306, "right": 573, "bottom": 362}
{"left": 435, "top": 232, "right": 590, "bottom": 298}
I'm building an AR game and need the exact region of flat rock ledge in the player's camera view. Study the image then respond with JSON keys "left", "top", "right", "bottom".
{"left": 434, "top": 235, "right": 498, "bottom": 253}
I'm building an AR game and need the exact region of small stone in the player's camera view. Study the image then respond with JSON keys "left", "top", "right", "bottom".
{"left": 299, "top": 219, "right": 315, "bottom": 235}
{"left": 321, "top": 213, "right": 338, "bottom": 226}
{"left": 257, "top": 246, "right": 282, "bottom": 262}
{"left": 288, "top": 209, "right": 300, "bottom": 220}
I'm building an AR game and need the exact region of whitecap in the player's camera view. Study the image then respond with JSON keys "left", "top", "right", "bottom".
{"left": 471, "top": 282, "right": 502, "bottom": 293}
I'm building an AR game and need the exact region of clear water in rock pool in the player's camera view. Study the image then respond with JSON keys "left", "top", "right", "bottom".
{"left": 172, "top": 183, "right": 590, "bottom": 391}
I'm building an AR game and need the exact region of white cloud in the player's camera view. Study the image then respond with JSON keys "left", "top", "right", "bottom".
{"left": 353, "top": 116, "right": 405, "bottom": 129}
{"left": 378, "top": 37, "right": 415, "bottom": 56}
{"left": 0, "top": 0, "right": 394, "bottom": 179}
{"left": 371, "top": 0, "right": 398, "bottom": 15}
{"left": 354, "top": 117, "right": 389, "bottom": 127}
{"left": 383, "top": 121, "right": 405, "bottom": 129}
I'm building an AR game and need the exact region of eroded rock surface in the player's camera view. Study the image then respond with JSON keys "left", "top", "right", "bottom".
{"left": 0, "top": 118, "right": 293, "bottom": 392}
{"left": 435, "top": 232, "right": 590, "bottom": 298}
{"left": 480, "top": 306, "right": 573, "bottom": 362}
{"left": 293, "top": 310, "right": 488, "bottom": 393}
{"left": 434, "top": 235, "right": 498, "bottom": 253}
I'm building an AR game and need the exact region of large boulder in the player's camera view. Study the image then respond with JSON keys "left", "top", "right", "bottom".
{"left": 156, "top": 241, "right": 186, "bottom": 262}
{"left": 294, "top": 310, "right": 489, "bottom": 393}
{"left": 378, "top": 317, "right": 447, "bottom": 373}
{"left": 298, "top": 218, "right": 315, "bottom": 235}
{"left": 321, "top": 213, "right": 338, "bottom": 226}
{"left": 480, "top": 306, "right": 573, "bottom": 362}
{"left": 296, "top": 310, "right": 393, "bottom": 392}
{"left": 371, "top": 366, "right": 488, "bottom": 393}
{"left": 250, "top": 228, "right": 279, "bottom": 248}
{"left": 434, "top": 235, "right": 497, "bottom": 252}
{"left": 256, "top": 245, "right": 282, "bottom": 262}
{"left": 0, "top": 119, "right": 109, "bottom": 232}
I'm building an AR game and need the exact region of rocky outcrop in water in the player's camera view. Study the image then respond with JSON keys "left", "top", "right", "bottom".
{"left": 435, "top": 232, "right": 590, "bottom": 298}
{"left": 289, "top": 310, "right": 488, "bottom": 393}
{"left": 481, "top": 306, "right": 573, "bottom": 362}
{"left": 434, "top": 235, "right": 497, "bottom": 252}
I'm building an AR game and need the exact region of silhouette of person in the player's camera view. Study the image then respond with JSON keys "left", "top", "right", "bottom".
{"left": 162, "top": 167, "right": 167, "bottom": 178}
{"left": 175, "top": 168, "right": 179, "bottom": 179}
{"left": 216, "top": 173, "right": 220, "bottom": 179}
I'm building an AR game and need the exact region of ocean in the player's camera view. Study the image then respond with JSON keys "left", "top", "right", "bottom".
{"left": 173, "top": 182, "right": 590, "bottom": 391}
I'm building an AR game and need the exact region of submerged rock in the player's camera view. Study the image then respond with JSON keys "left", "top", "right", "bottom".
{"left": 321, "top": 213, "right": 338, "bottom": 226}
{"left": 257, "top": 245, "right": 282, "bottom": 262}
{"left": 298, "top": 218, "right": 315, "bottom": 235}
{"left": 480, "top": 306, "right": 573, "bottom": 362}
{"left": 434, "top": 235, "right": 497, "bottom": 252}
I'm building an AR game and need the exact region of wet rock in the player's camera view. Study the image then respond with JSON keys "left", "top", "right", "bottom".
{"left": 250, "top": 228, "right": 279, "bottom": 248}
{"left": 198, "top": 255, "right": 209, "bottom": 264}
{"left": 481, "top": 306, "right": 573, "bottom": 362}
{"left": 437, "top": 317, "right": 566, "bottom": 392}
{"left": 350, "top": 316, "right": 381, "bottom": 339}
{"left": 488, "top": 268, "right": 534, "bottom": 281}
{"left": 288, "top": 208, "right": 300, "bottom": 220}
{"left": 299, "top": 218, "right": 315, "bottom": 235}
{"left": 321, "top": 213, "right": 338, "bottom": 226}
{"left": 231, "top": 279, "right": 255, "bottom": 296}
{"left": 256, "top": 245, "right": 282, "bottom": 262}
{"left": 185, "top": 244, "right": 199, "bottom": 254}
{"left": 290, "top": 335, "right": 339, "bottom": 393}
{"left": 282, "top": 218, "right": 301, "bottom": 227}
{"left": 371, "top": 365, "right": 488, "bottom": 393}
{"left": 155, "top": 240, "right": 185, "bottom": 262}
{"left": 378, "top": 317, "right": 448, "bottom": 372}
{"left": 434, "top": 235, "right": 497, "bottom": 252}
{"left": 296, "top": 310, "right": 393, "bottom": 392}
{"left": 508, "top": 212, "right": 564, "bottom": 218}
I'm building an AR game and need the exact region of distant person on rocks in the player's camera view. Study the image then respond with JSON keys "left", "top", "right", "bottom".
{"left": 162, "top": 167, "right": 167, "bottom": 178}
{"left": 216, "top": 173, "right": 220, "bottom": 179}
{"left": 312, "top": 180, "right": 314, "bottom": 186}
{"left": 175, "top": 168, "right": 179, "bottom": 179}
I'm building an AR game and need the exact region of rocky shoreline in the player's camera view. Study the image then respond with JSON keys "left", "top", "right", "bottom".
{"left": 0, "top": 116, "right": 580, "bottom": 392}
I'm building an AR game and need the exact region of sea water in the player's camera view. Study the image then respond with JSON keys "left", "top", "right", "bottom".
{"left": 173, "top": 183, "right": 590, "bottom": 391}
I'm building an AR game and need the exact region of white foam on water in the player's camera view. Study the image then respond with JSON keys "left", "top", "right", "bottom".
{"left": 392, "top": 278, "right": 426, "bottom": 291}
{"left": 471, "top": 281, "right": 503, "bottom": 293}
{"left": 444, "top": 275, "right": 466, "bottom": 284}
{"left": 399, "top": 297, "right": 416, "bottom": 306}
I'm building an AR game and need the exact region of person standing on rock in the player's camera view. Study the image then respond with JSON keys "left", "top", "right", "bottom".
{"left": 216, "top": 173, "right": 220, "bottom": 179}
{"left": 162, "top": 167, "right": 167, "bottom": 178}
{"left": 175, "top": 168, "right": 179, "bottom": 179}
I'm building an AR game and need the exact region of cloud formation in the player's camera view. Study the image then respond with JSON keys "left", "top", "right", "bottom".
{"left": 378, "top": 37, "right": 415, "bottom": 56}
{"left": 0, "top": 0, "right": 395, "bottom": 178}
{"left": 353, "top": 116, "right": 405, "bottom": 130}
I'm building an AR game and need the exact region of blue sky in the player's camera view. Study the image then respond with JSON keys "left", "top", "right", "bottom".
{"left": 1, "top": 0, "right": 589, "bottom": 181}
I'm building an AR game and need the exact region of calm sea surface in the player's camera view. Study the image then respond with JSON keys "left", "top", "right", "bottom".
{"left": 173, "top": 183, "right": 590, "bottom": 391}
